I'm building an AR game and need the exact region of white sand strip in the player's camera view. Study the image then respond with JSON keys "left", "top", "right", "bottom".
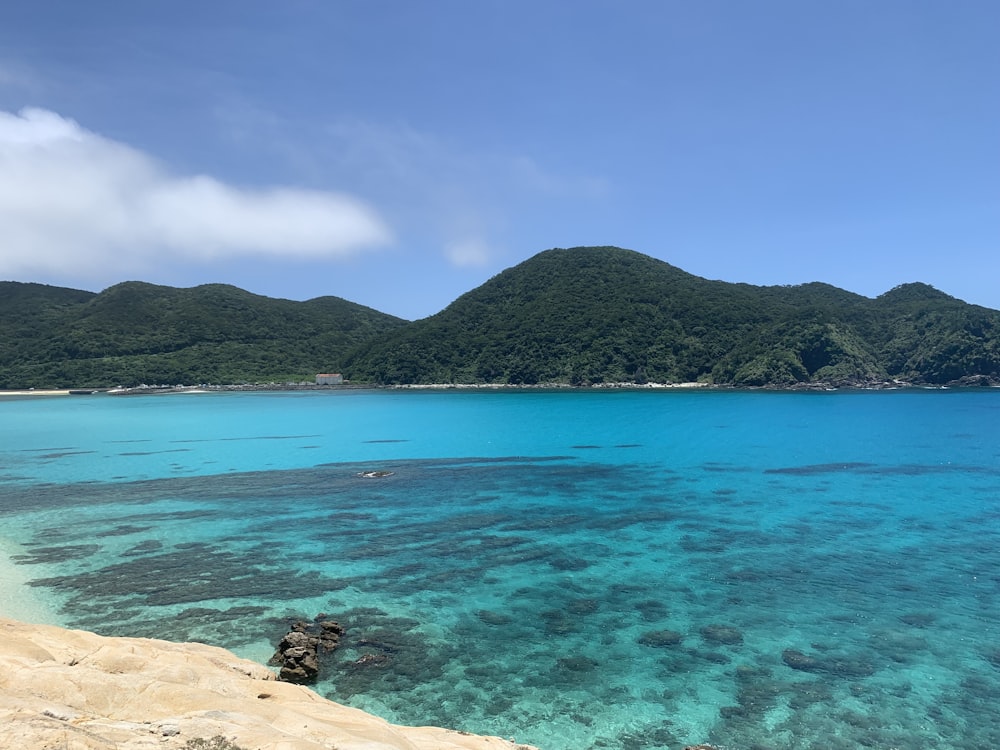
{"left": 0, "top": 389, "right": 72, "bottom": 397}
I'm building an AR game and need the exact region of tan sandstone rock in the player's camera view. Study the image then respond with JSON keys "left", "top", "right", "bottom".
{"left": 0, "top": 617, "right": 537, "bottom": 750}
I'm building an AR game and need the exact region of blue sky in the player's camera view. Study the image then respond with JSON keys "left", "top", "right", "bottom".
{"left": 0, "top": 1, "right": 997, "bottom": 319}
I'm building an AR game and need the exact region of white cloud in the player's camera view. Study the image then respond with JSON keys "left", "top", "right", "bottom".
{"left": 0, "top": 107, "right": 392, "bottom": 277}
{"left": 444, "top": 238, "right": 492, "bottom": 268}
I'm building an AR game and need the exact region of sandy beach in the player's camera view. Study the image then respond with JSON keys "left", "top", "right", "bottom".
{"left": 0, "top": 389, "right": 73, "bottom": 397}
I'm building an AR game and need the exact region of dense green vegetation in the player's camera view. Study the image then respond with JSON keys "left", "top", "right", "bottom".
{"left": 343, "top": 247, "right": 1000, "bottom": 387}
{"left": 3, "top": 247, "right": 999, "bottom": 389}
{"left": 0, "top": 281, "right": 406, "bottom": 388}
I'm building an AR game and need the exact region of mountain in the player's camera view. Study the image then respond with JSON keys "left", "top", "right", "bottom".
{"left": 342, "top": 246, "right": 1000, "bottom": 387}
{"left": 0, "top": 281, "right": 407, "bottom": 388}
{"left": 3, "top": 247, "right": 999, "bottom": 389}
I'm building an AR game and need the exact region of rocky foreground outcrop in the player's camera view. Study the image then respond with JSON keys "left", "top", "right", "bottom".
{"left": 0, "top": 617, "right": 537, "bottom": 750}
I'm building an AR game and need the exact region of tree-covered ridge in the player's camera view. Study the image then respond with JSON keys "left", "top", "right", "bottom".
{"left": 3, "top": 246, "right": 999, "bottom": 389}
{"left": 342, "top": 246, "right": 1000, "bottom": 387}
{"left": 0, "top": 281, "right": 407, "bottom": 388}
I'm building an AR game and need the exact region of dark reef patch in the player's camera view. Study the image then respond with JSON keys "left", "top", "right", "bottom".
{"left": 121, "top": 539, "right": 163, "bottom": 556}
{"left": 118, "top": 449, "right": 192, "bottom": 456}
{"left": 782, "top": 648, "right": 877, "bottom": 678}
{"left": 634, "top": 599, "right": 669, "bottom": 622}
{"left": 899, "top": 612, "right": 936, "bottom": 628}
{"left": 95, "top": 524, "right": 152, "bottom": 537}
{"left": 476, "top": 610, "right": 514, "bottom": 626}
{"left": 34, "top": 450, "right": 97, "bottom": 459}
{"left": 699, "top": 624, "right": 743, "bottom": 646}
{"left": 764, "top": 462, "right": 876, "bottom": 475}
{"left": 29, "top": 544, "right": 344, "bottom": 608}
{"left": 639, "top": 629, "right": 684, "bottom": 648}
{"left": 12, "top": 543, "right": 100, "bottom": 564}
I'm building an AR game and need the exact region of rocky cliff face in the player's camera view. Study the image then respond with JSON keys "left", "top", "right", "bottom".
{"left": 0, "top": 617, "right": 537, "bottom": 750}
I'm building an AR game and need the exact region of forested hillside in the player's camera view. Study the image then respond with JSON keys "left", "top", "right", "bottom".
{"left": 342, "top": 247, "right": 1000, "bottom": 387}
{"left": 3, "top": 247, "right": 999, "bottom": 389}
{"left": 0, "top": 281, "right": 407, "bottom": 388}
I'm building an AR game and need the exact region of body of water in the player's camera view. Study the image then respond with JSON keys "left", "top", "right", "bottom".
{"left": 1, "top": 389, "right": 998, "bottom": 749}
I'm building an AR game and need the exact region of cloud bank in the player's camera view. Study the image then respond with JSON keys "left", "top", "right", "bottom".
{"left": 0, "top": 108, "right": 392, "bottom": 278}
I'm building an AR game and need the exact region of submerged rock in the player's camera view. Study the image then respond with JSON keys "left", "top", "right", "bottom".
{"left": 782, "top": 648, "right": 821, "bottom": 672}
{"left": 699, "top": 623, "right": 743, "bottom": 646}
{"left": 541, "top": 609, "right": 579, "bottom": 635}
{"left": 476, "top": 609, "right": 514, "bottom": 626}
{"left": 556, "top": 655, "right": 599, "bottom": 672}
{"left": 566, "top": 598, "right": 600, "bottom": 616}
{"left": 899, "top": 612, "right": 936, "bottom": 628}
{"left": 638, "top": 629, "right": 683, "bottom": 648}
{"left": 782, "top": 647, "right": 876, "bottom": 677}
{"left": 634, "top": 599, "right": 670, "bottom": 622}
{"left": 354, "top": 652, "right": 392, "bottom": 668}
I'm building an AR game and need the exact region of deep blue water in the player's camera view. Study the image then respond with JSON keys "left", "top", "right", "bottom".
{"left": 1, "top": 389, "right": 999, "bottom": 749}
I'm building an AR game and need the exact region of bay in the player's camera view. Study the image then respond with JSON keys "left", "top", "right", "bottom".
{"left": 1, "top": 389, "right": 999, "bottom": 749}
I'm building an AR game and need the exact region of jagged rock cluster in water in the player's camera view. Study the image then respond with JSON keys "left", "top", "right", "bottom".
{"left": 269, "top": 615, "right": 345, "bottom": 683}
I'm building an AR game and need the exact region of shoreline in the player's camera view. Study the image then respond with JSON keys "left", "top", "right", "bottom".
{"left": 54, "top": 378, "right": 986, "bottom": 396}
{"left": 0, "top": 389, "right": 73, "bottom": 397}
{"left": 0, "top": 537, "right": 63, "bottom": 626}
{"left": 0, "top": 616, "right": 539, "bottom": 750}
{"left": 9, "top": 373, "right": 999, "bottom": 397}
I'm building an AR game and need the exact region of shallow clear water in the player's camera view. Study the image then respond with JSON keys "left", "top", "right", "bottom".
{"left": 1, "top": 389, "right": 999, "bottom": 749}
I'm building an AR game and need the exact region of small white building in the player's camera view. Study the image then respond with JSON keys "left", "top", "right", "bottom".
{"left": 315, "top": 373, "right": 343, "bottom": 385}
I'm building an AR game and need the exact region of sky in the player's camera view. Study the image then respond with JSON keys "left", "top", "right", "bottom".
{"left": 0, "top": 1, "right": 997, "bottom": 320}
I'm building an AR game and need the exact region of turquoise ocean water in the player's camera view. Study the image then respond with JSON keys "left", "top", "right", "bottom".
{"left": 1, "top": 389, "right": 999, "bottom": 749}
